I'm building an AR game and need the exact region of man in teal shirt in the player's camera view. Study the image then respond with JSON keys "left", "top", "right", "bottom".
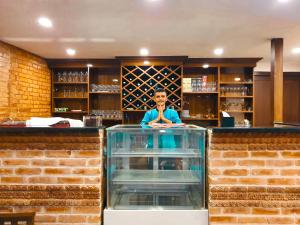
{"left": 141, "top": 88, "right": 181, "bottom": 126}
{"left": 140, "top": 88, "right": 182, "bottom": 170}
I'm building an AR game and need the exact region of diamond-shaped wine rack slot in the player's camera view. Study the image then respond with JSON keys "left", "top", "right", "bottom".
{"left": 122, "top": 65, "right": 182, "bottom": 111}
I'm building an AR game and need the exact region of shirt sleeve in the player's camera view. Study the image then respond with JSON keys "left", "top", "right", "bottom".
{"left": 172, "top": 110, "right": 182, "bottom": 124}
{"left": 140, "top": 111, "right": 151, "bottom": 125}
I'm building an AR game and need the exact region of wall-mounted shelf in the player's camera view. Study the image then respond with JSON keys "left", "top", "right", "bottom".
{"left": 53, "top": 111, "right": 88, "bottom": 114}
{"left": 89, "top": 92, "right": 120, "bottom": 94}
{"left": 220, "top": 96, "right": 253, "bottom": 98}
{"left": 183, "top": 92, "right": 218, "bottom": 94}
{"left": 220, "top": 82, "right": 253, "bottom": 85}
{"left": 48, "top": 57, "right": 261, "bottom": 126}
{"left": 53, "top": 82, "right": 88, "bottom": 85}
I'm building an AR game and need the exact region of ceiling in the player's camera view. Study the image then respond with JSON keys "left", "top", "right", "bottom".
{"left": 1, "top": 0, "right": 300, "bottom": 71}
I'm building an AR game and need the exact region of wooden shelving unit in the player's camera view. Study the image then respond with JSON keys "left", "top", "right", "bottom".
{"left": 219, "top": 66, "right": 255, "bottom": 126}
{"left": 121, "top": 64, "right": 182, "bottom": 111}
{"left": 48, "top": 59, "right": 123, "bottom": 125}
{"left": 89, "top": 92, "right": 120, "bottom": 94}
{"left": 52, "top": 111, "right": 88, "bottom": 114}
{"left": 182, "top": 64, "right": 219, "bottom": 127}
{"left": 48, "top": 57, "right": 261, "bottom": 127}
{"left": 53, "top": 82, "right": 88, "bottom": 85}
{"left": 183, "top": 92, "right": 218, "bottom": 94}
{"left": 50, "top": 67, "right": 89, "bottom": 120}
{"left": 220, "top": 96, "right": 253, "bottom": 98}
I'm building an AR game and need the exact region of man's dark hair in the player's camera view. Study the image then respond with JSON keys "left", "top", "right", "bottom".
{"left": 154, "top": 88, "right": 166, "bottom": 95}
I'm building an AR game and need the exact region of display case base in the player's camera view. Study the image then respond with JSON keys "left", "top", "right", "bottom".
{"left": 104, "top": 209, "right": 208, "bottom": 225}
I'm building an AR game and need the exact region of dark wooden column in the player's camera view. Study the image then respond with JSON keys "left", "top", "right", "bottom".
{"left": 271, "top": 38, "right": 284, "bottom": 124}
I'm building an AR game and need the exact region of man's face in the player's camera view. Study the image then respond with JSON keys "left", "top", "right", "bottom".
{"left": 154, "top": 91, "right": 167, "bottom": 106}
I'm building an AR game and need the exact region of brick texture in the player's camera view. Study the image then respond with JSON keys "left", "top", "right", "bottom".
{"left": 0, "top": 41, "right": 51, "bottom": 121}
{"left": 208, "top": 131, "right": 300, "bottom": 225}
{"left": 0, "top": 129, "right": 104, "bottom": 225}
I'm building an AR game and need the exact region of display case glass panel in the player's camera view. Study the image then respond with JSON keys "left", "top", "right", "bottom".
{"left": 107, "top": 124, "right": 206, "bottom": 210}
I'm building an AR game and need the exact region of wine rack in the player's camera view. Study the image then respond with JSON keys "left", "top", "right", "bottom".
{"left": 121, "top": 65, "right": 182, "bottom": 111}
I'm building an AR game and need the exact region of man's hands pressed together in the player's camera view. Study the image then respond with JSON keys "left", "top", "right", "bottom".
{"left": 157, "top": 104, "right": 171, "bottom": 124}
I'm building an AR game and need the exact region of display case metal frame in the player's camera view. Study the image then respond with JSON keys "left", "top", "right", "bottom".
{"left": 105, "top": 124, "right": 208, "bottom": 225}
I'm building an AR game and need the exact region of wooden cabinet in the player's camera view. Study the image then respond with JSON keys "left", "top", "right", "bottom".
{"left": 219, "top": 66, "right": 255, "bottom": 126}
{"left": 182, "top": 65, "right": 219, "bottom": 127}
{"left": 52, "top": 68, "right": 89, "bottom": 119}
{"left": 48, "top": 59, "right": 123, "bottom": 126}
{"left": 182, "top": 58, "right": 260, "bottom": 127}
{"left": 89, "top": 66, "right": 123, "bottom": 125}
{"left": 48, "top": 58, "right": 261, "bottom": 127}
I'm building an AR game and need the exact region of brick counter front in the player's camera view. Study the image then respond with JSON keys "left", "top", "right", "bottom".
{"left": 208, "top": 128, "right": 300, "bottom": 225}
{"left": 0, "top": 128, "right": 104, "bottom": 225}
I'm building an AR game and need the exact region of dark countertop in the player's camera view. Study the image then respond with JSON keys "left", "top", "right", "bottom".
{"left": 0, "top": 127, "right": 104, "bottom": 134}
{"left": 212, "top": 127, "right": 300, "bottom": 133}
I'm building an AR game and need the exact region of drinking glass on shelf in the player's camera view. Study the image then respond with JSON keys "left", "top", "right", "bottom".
{"left": 242, "top": 86, "right": 248, "bottom": 96}
{"left": 57, "top": 72, "right": 62, "bottom": 82}
{"left": 233, "top": 87, "right": 239, "bottom": 96}
{"left": 66, "top": 72, "right": 71, "bottom": 82}
{"left": 213, "top": 82, "right": 217, "bottom": 92}
{"left": 220, "top": 86, "right": 224, "bottom": 96}
{"left": 74, "top": 87, "right": 78, "bottom": 97}
{"left": 73, "top": 71, "right": 78, "bottom": 82}
{"left": 208, "top": 82, "right": 212, "bottom": 92}
{"left": 239, "top": 86, "right": 242, "bottom": 96}
{"left": 79, "top": 72, "right": 84, "bottom": 82}
{"left": 67, "top": 87, "right": 72, "bottom": 97}
{"left": 62, "top": 72, "right": 67, "bottom": 82}
{"left": 225, "top": 86, "right": 229, "bottom": 95}
{"left": 85, "top": 71, "right": 88, "bottom": 82}
{"left": 70, "top": 86, "right": 75, "bottom": 97}
{"left": 225, "top": 86, "right": 229, "bottom": 96}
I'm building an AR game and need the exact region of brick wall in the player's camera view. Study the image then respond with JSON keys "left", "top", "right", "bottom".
{"left": 208, "top": 131, "right": 300, "bottom": 224}
{"left": 0, "top": 41, "right": 51, "bottom": 121}
{"left": 0, "top": 128, "right": 104, "bottom": 225}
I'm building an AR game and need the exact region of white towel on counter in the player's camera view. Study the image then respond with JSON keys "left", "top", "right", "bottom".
{"left": 26, "top": 117, "right": 84, "bottom": 127}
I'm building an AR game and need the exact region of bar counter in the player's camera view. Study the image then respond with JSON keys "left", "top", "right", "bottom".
{"left": 208, "top": 127, "right": 300, "bottom": 224}
{"left": 1, "top": 126, "right": 300, "bottom": 225}
{"left": 0, "top": 127, "right": 104, "bottom": 225}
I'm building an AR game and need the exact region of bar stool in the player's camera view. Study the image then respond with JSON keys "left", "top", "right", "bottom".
{"left": 0, "top": 212, "right": 35, "bottom": 225}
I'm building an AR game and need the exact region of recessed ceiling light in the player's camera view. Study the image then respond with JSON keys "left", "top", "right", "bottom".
{"left": 37, "top": 17, "right": 53, "bottom": 28}
{"left": 214, "top": 48, "right": 224, "bottom": 56}
{"left": 144, "top": 60, "right": 150, "bottom": 65}
{"left": 292, "top": 47, "right": 300, "bottom": 54}
{"left": 140, "top": 48, "right": 149, "bottom": 56}
{"left": 87, "top": 64, "right": 93, "bottom": 67}
{"left": 203, "top": 64, "right": 209, "bottom": 69}
{"left": 66, "top": 48, "right": 76, "bottom": 56}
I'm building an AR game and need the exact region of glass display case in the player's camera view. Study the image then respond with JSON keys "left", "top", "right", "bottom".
{"left": 106, "top": 124, "right": 206, "bottom": 210}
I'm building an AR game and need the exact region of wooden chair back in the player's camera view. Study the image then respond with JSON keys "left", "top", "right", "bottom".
{"left": 0, "top": 212, "right": 35, "bottom": 225}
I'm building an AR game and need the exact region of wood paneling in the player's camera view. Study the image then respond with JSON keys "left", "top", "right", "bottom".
{"left": 271, "top": 38, "right": 284, "bottom": 123}
{"left": 254, "top": 73, "right": 273, "bottom": 127}
{"left": 284, "top": 75, "right": 300, "bottom": 123}
{"left": 254, "top": 72, "right": 300, "bottom": 126}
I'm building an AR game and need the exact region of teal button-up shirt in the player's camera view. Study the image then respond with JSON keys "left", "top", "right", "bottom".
{"left": 140, "top": 108, "right": 182, "bottom": 125}
{"left": 140, "top": 108, "right": 182, "bottom": 149}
